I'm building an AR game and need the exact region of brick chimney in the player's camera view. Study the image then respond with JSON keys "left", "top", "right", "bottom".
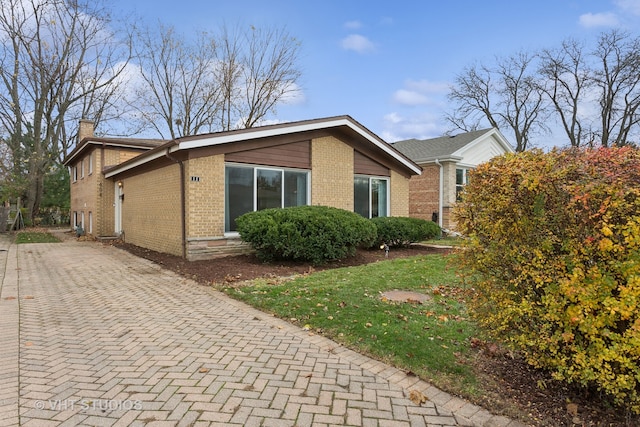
{"left": 78, "top": 119, "right": 94, "bottom": 142}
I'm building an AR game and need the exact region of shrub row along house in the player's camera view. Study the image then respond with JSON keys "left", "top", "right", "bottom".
{"left": 63, "top": 116, "right": 512, "bottom": 260}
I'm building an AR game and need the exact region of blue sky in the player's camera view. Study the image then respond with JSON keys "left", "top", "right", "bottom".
{"left": 111, "top": 0, "right": 640, "bottom": 148}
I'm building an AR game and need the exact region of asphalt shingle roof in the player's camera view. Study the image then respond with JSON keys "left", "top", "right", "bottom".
{"left": 392, "top": 128, "right": 493, "bottom": 162}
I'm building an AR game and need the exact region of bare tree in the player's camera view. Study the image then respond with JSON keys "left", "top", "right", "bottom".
{"left": 447, "top": 52, "right": 548, "bottom": 152}
{"left": 592, "top": 30, "right": 640, "bottom": 147}
{"left": 132, "top": 24, "right": 221, "bottom": 139}
{"left": 237, "top": 26, "right": 302, "bottom": 129}
{"left": 217, "top": 25, "right": 243, "bottom": 132}
{"left": 446, "top": 63, "right": 499, "bottom": 132}
{"left": 132, "top": 23, "right": 302, "bottom": 136}
{"left": 538, "top": 38, "right": 592, "bottom": 147}
{"left": 0, "top": 0, "right": 132, "bottom": 219}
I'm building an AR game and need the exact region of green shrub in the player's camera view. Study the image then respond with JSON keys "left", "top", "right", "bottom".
{"left": 454, "top": 147, "right": 640, "bottom": 413}
{"left": 370, "top": 216, "right": 440, "bottom": 248}
{"left": 236, "top": 205, "right": 377, "bottom": 265}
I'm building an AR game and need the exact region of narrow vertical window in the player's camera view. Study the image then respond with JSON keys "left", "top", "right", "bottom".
{"left": 456, "top": 168, "right": 468, "bottom": 201}
{"left": 225, "top": 166, "right": 253, "bottom": 232}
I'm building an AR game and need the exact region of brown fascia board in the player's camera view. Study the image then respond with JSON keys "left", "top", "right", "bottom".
{"left": 63, "top": 136, "right": 168, "bottom": 166}
{"left": 105, "top": 115, "right": 422, "bottom": 178}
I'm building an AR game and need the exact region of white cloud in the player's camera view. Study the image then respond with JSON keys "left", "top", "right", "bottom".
{"left": 340, "top": 34, "right": 375, "bottom": 54}
{"left": 344, "top": 20, "right": 362, "bottom": 30}
{"left": 381, "top": 112, "right": 447, "bottom": 142}
{"left": 392, "top": 79, "right": 449, "bottom": 106}
{"left": 392, "top": 90, "right": 429, "bottom": 106}
{"left": 615, "top": 0, "right": 640, "bottom": 15}
{"left": 579, "top": 12, "right": 619, "bottom": 28}
{"left": 279, "top": 82, "right": 306, "bottom": 105}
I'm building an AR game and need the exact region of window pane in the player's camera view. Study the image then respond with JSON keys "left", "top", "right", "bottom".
{"left": 371, "top": 178, "right": 388, "bottom": 217}
{"left": 225, "top": 166, "right": 254, "bottom": 232}
{"left": 284, "top": 171, "right": 307, "bottom": 207}
{"left": 354, "top": 176, "right": 370, "bottom": 218}
{"left": 257, "top": 169, "right": 282, "bottom": 210}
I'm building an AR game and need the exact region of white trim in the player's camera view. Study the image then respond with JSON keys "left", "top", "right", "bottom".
{"left": 114, "top": 182, "right": 123, "bottom": 235}
{"left": 451, "top": 128, "right": 515, "bottom": 157}
{"left": 435, "top": 159, "right": 443, "bottom": 228}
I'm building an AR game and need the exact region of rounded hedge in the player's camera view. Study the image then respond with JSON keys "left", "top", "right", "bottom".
{"left": 235, "top": 205, "right": 377, "bottom": 265}
{"left": 370, "top": 216, "right": 440, "bottom": 248}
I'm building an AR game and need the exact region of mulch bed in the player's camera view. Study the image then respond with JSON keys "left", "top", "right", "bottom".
{"left": 109, "top": 240, "right": 638, "bottom": 427}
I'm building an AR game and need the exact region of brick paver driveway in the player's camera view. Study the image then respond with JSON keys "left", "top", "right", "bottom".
{"left": 0, "top": 234, "right": 524, "bottom": 427}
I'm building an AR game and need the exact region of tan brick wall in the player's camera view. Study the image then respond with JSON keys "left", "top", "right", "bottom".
{"left": 185, "top": 155, "right": 225, "bottom": 238}
{"left": 389, "top": 170, "right": 410, "bottom": 217}
{"left": 311, "top": 136, "right": 353, "bottom": 210}
{"left": 69, "top": 150, "right": 99, "bottom": 234}
{"left": 69, "top": 146, "right": 158, "bottom": 237}
{"left": 120, "top": 164, "right": 183, "bottom": 256}
{"left": 100, "top": 177, "right": 115, "bottom": 236}
{"left": 408, "top": 163, "right": 440, "bottom": 223}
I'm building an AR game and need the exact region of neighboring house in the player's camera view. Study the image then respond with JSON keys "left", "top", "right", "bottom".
{"left": 63, "top": 116, "right": 421, "bottom": 260}
{"left": 392, "top": 128, "right": 514, "bottom": 231}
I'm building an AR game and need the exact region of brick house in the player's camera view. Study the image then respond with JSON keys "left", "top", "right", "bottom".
{"left": 63, "top": 116, "right": 421, "bottom": 260}
{"left": 392, "top": 128, "right": 513, "bottom": 231}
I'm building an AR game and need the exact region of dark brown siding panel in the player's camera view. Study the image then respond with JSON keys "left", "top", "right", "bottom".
{"left": 225, "top": 140, "right": 310, "bottom": 169}
{"left": 354, "top": 151, "right": 390, "bottom": 176}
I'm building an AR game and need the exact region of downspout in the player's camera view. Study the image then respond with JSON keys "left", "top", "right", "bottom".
{"left": 434, "top": 158, "right": 443, "bottom": 229}
{"left": 165, "top": 147, "right": 187, "bottom": 259}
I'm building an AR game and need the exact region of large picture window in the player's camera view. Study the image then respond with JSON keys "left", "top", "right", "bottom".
{"left": 225, "top": 165, "right": 310, "bottom": 232}
{"left": 354, "top": 175, "right": 389, "bottom": 218}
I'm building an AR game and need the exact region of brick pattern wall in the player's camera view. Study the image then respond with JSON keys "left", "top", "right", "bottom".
{"left": 185, "top": 155, "right": 225, "bottom": 238}
{"left": 68, "top": 146, "right": 157, "bottom": 237}
{"left": 389, "top": 170, "right": 410, "bottom": 217}
{"left": 311, "top": 136, "right": 354, "bottom": 210}
{"left": 69, "top": 150, "right": 98, "bottom": 234}
{"left": 120, "top": 164, "right": 183, "bottom": 256}
{"left": 441, "top": 161, "right": 457, "bottom": 230}
{"left": 406, "top": 161, "right": 458, "bottom": 229}
{"left": 408, "top": 163, "right": 440, "bottom": 223}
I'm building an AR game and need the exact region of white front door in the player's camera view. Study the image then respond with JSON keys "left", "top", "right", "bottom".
{"left": 114, "top": 182, "right": 123, "bottom": 235}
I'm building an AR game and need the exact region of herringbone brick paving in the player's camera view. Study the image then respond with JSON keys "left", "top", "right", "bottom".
{"left": 0, "top": 232, "right": 525, "bottom": 426}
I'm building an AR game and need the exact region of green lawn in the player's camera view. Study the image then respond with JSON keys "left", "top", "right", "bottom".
{"left": 15, "top": 231, "right": 61, "bottom": 244}
{"left": 422, "top": 235, "right": 464, "bottom": 246}
{"left": 221, "top": 253, "right": 480, "bottom": 396}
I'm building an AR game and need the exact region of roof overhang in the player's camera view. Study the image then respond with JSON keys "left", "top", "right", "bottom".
{"left": 105, "top": 116, "right": 422, "bottom": 178}
{"left": 63, "top": 138, "right": 169, "bottom": 166}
